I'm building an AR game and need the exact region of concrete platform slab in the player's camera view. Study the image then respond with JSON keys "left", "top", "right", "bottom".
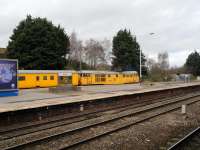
{"left": 0, "top": 83, "right": 200, "bottom": 127}
{"left": 0, "top": 82, "right": 199, "bottom": 113}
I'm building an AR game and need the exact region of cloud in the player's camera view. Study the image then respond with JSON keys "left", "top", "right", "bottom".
{"left": 0, "top": 0, "right": 200, "bottom": 66}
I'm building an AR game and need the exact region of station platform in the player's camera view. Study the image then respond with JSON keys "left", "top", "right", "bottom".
{"left": 0, "top": 82, "right": 199, "bottom": 114}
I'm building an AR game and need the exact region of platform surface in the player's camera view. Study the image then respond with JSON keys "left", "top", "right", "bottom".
{"left": 0, "top": 81, "right": 199, "bottom": 113}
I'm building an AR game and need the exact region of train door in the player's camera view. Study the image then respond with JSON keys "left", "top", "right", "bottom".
{"left": 87, "top": 73, "right": 92, "bottom": 85}
{"left": 72, "top": 73, "right": 79, "bottom": 86}
{"left": 35, "top": 75, "right": 40, "bottom": 87}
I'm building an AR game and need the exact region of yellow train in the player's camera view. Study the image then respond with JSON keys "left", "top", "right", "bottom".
{"left": 18, "top": 70, "right": 58, "bottom": 89}
{"left": 17, "top": 70, "right": 139, "bottom": 88}
{"left": 72, "top": 71, "right": 139, "bottom": 86}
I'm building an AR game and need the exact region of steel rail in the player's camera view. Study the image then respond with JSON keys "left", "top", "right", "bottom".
{"left": 0, "top": 92, "right": 200, "bottom": 150}
{"left": 168, "top": 127, "right": 200, "bottom": 150}
{"left": 0, "top": 94, "right": 174, "bottom": 141}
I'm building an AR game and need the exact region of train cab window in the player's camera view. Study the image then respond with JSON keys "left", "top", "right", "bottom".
{"left": 123, "top": 74, "right": 125, "bottom": 78}
{"left": 116, "top": 74, "right": 118, "bottom": 77}
{"left": 43, "top": 76, "right": 47, "bottom": 80}
{"left": 18, "top": 76, "right": 25, "bottom": 81}
{"left": 101, "top": 74, "right": 105, "bottom": 77}
{"left": 108, "top": 74, "right": 111, "bottom": 77}
{"left": 36, "top": 76, "right": 40, "bottom": 81}
{"left": 50, "top": 76, "right": 54, "bottom": 80}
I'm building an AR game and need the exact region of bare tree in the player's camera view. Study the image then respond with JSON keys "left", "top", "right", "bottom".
{"left": 69, "top": 32, "right": 83, "bottom": 69}
{"left": 146, "top": 53, "right": 171, "bottom": 81}
{"left": 158, "top": 51, "right": 169, "bottom": 70}
{"left": 146, "top": 57, "right": 157, "bottom": 71}
{"left": 100, "top": 38, "right": 112, "bottom": 65}
{"left": 84, "top": 39, "right": 106, "bottom": 69}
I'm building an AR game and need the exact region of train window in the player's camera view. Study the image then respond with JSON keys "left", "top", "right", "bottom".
{"left": 50, "top": 76, "right": 54, "bottom": 80}
{"left": 116, "top": 74, "right": 118, "bottom": 77}
{"left": 36, "top": 76, "right": 40, "bottom": 81}
{"left": 18, "top": 76, "right": 25, "bottom": 81}
{"left": 101, "top": 74, "right": 105, "bottom": 77}
{"left": 43, "top": 76, "right": 47, "bottom": 80}
{"left": 108, "top": 74, "right": 111, "bottom": 77}
{"left": 123, "top": 74, "right": 125, "bottom": 77}
{"left": 95, "top": 74, "right": 100, "bottom": 82}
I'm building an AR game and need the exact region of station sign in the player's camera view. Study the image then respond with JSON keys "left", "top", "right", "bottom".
{"left": 0, "top": 59, "right": 18, "bottom": 91}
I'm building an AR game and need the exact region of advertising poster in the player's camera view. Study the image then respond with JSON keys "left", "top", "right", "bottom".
{"left": 0, "top": 59, "right": 17, "bottom": 91}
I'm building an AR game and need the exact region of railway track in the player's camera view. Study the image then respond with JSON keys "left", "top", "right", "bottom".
{"left": 0, "top": 91, "right": 181, "bottom": 140}
{"left": 168, "top": 127, "right": 200, "bottom": 150}
{"left": 0, "top": 92, "right": 200, "bottom": 150}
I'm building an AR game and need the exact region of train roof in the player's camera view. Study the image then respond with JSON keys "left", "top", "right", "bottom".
{"left": 77, "top": 70, "right": 138, "bottom": 74}
{"left": 18, "top": 70, "right": 138, "bottom": 76}
{"left": 18, "top": 70, "right": 76, "bottom": 76}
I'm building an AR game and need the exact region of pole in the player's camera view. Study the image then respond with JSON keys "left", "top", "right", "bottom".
{"left": 139, "top": 32, "right": 155, "bottom": 82}
{"left": 140, "top": 48, "right": 142, "bottom": 80}
{"left": 78, "top": 40, "right": 83, "bottom": 72}
{"left": 79, "top": 48, "right": 82, "bottom": 71}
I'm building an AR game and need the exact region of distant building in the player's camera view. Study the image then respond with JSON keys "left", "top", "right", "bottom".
{"left": 0, "top": 48, "right": 7, "bottom": 58}
{"left": 174, "top": 74, "right": 191, "bottom": 82}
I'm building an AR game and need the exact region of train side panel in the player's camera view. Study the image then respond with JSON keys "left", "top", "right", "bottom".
{"left": 38, "top": 74, "right": 58, "bottom": 87}
{"left": 71, "top": 71, "right": 140, "bottom": 86}
{"left": 18, "top": 73, "right": 58, "bottom": 88}
{"left": 18, "top": 74, "right": 37, "bottom": 88}
{"left": 72, "top": 73, "right": 79, "bottom": 86}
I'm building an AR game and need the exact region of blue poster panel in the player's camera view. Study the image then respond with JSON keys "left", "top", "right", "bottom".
{"left": 0, "top": 59, "right": 18, "bottom": 91}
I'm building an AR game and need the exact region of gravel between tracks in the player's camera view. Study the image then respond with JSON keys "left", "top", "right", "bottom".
{"left": 2, "top": 93, "right": 198, "bottom": 149}
{"left": 67, "top": 99, "right": 200, "bottom": 150}
{"left": 1, "top": 92, "right": 200, "bottom": 150}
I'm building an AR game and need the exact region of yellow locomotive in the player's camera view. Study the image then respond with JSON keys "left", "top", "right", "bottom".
{"left": 72, "top": 71, "right": 139, "bottom": 86}
{"left": 18, "top": 70, "right": 58, "bottom": 89}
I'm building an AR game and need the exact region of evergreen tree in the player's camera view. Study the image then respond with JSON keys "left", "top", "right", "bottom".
{"left": 7, "top": 15, "right": 70, "bottom": 70}
{"left": 185, "top": 51, "right": 200, "bottom": 76}
{"left": 112, "top": 29, "right": 145, "bottom": 73}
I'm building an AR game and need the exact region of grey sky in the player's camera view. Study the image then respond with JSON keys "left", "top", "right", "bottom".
{"left": 1, "top": 0, "right": 200, "bottom": 67}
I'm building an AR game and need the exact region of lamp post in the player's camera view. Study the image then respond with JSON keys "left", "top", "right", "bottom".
{"left": 140, "top": 48, "right": 142, "bottom": 79}
{"left": 139, "top": 32, "right": 155, "bottom": 81}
